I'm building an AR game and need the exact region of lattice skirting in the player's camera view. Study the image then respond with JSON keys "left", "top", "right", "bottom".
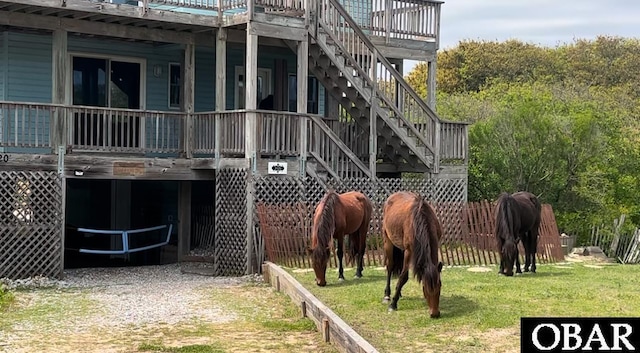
{"left": 0, "top": 171, "right": 63, "bottom": 279}
{"left": 214, "top": 168, "right": 248, "bottom": 276}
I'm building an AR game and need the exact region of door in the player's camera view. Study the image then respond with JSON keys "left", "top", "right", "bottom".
{"left": 72, "top": 55, "right": 144, "bottom": 149}
{"left": 234, "top": 66, "right": 272, "bottom": 109}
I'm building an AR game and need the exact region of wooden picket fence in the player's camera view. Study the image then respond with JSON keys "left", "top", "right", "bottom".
{"left": 257, "top": 200, "right": 565, "bottom": 268}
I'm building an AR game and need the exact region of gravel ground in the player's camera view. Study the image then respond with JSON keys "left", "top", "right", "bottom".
{"left": 1, "top": 264, "right": 265, "bottom": 352}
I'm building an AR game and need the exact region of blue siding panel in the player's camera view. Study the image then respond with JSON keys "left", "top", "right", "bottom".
{"left": 195, "top": 47, "right": 215, "bottom": 112}
{"left": 0, "top": 32, "right": 6, "bottom": 100}
{"left": 7, "top": 33, "right": 52, "bottom": 103}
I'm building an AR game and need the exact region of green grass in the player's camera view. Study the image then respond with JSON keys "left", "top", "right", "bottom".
{"left": 0, "top": 288, "right": 94, "bottom": 331}
{"left": 0, "top": 284, "right": 14, "bottom": 311}
{"left": 288, "top": 263, "right": 640, "bottom": 353}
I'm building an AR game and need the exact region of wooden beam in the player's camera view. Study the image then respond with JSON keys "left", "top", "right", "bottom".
{"left": 51, "top": 29, "right": 67, "bottom": 149}
{"left": 245, "top": 23, "right": 258, "bottom": 160}
{"left": 263, "top": 262, "right": 380, "bottom": 353}
{"left": 369, "top": 50, "right": 378, "bottom": 176}
{"left": 2, "top": 0, "right": 221, "bottom": 28}
{"left": 226, "top": 28, "right": 289, "bottom": 48}
{"left": 0, "top": 10, "right": 214, "bottom": 45}
{"left": 297, "top": 36, "right": 308, "bottom": 176}
{"left": 249, "top": 21, "right": 306, "bottom": 41}
{"left": 427, "top": 60, "right": 436, "bottom": 110}
{"left": 252, "top": 13, "right": 305, "bottom": 29}
{"left": 370, "top": 37, "right": 436, "bottom": 61}
{"left": 178, "top": 181, "right": 192, "bottom": 261}
{"left": 182, "top": 42, "right": 195, "bottom": 158}
{"left": 215, "top": 28, "right": 226, "bottom": 162}
{"left": 245, "top": 23, "right": 258, "bottom": 274}
{"left": 0, "top": 154, "right": 216, "bottom": 180}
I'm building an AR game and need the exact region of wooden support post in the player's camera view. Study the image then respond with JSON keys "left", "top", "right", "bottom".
{"left": 215, "top": 29, "right": 227, "bottom": 163}
{"left": 52, "top": 29, "right": 68, "bottom": 150}
{"left": 178, "top": 181, "right": 192, "bottom": 261}
{"left": 427, "top": 60, "right": 436, "bottom": 111}
{"left": 369, "top": 51, "right": 378, "bottom": 176}
{"left": 52, "top": 29, "right": 68, "bottom": 276}
{"left": 245, "top": 23, "right": 258, "bottom": 164}
{"left": 245, "top": 24, "right": 258, "bottom": 274}
{"left": 183, "top": 42, "right": 195, "bottom": 159}
{"left": 297, "top": 36, "right": 309, "bottom": 176}
{"left": 301, "top": 301, "right": 307, "bottom": 318}
{"left": 322, "top": 318, "right": 330, "bottom": 342}
{"left": 395, "top": 59, "right": 404, "bottom": 112}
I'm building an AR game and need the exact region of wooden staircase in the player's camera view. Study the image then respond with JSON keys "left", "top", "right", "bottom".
{"left": 306, "top": 0, "right": 443, "bottom": 178}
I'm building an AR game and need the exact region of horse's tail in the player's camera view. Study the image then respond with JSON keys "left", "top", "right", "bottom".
{"left": 411, "top": 195, "right": 440, "bottom": 290}
{"left": 314, "top": 190, "right": 339, "bottom": 251}
{"left": 495, "top": 192, "right": 519, "bottom": 257}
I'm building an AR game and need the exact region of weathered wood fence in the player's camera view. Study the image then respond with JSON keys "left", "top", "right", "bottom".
{"left": 590, "top": 214, "right": 640, "bottom": 263}
{"left": 262, "top": 261, "right": 379, "bottom": 353}
{"left": 257, "top": 200, "right": 564, "bottom": 268}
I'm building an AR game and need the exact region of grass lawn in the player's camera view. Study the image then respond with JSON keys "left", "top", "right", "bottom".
{"left": 288, "top": 262, "right": 640, "bottom": 353}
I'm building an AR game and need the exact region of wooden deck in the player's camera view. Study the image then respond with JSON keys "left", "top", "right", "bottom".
{"left": 0, "top": 0, "right": 441, "bottom": 59}
{"left": 0, "top": 101, "right": 467, "bottom": 178}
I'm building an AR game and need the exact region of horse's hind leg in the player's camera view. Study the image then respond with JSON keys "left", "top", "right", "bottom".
{"left": 351, "top": 230, "right": 366, "bottom": 278}
{"left": 336, "top": 237, "right": 345, "bottom": 281}
{"left": 383, "top": 230, "right": 393, "bottom": 303}
{"left": 389, "top": 250, "right": 411, "bottom": 312}
{"left": 528, "top": 232, "right": 538, "bottom": 273}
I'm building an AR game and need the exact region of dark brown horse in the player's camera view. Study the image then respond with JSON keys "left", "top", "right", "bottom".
{"left": 381, "top": 191, "right": 443, "bottom": 318}
{"left": 495, "top": 191, "right": 542, "bottom": 276}
{"left": 309, "top": 190, "right": 373, "bottom": 287}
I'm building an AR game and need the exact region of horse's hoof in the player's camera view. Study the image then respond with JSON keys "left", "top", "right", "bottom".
{"left": 338, "top": 278, "right": 345, "bottom": 282}
{"left": 388, "top": 305, "right": 397, "bottom": 312}
{"left": 524, "top": 269, "right": 530, "bottom": 273}
{"left": 382, "top": 296, "right": 390, "bottom": 304}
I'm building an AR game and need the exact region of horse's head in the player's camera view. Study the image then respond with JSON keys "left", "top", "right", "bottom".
{"left": 501, "top": 239, "right": 518, "bottom": 276}
{"left": 423, "top": 261, "right": 443, "bottom": 318}
{"left": 309, "top": 245, "right": 330, "bottom": 286}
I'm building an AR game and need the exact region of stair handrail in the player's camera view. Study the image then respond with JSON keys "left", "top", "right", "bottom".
{"left": 315, "top": 0, "right": 440, "bottom": 158}
{"left": 307, "top": 114, "right": 372, "bottom": 178}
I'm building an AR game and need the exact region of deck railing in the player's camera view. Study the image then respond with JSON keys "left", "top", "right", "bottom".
{"left": 0, "top": 101, "right": 467, "bottom": 163}
{"left": 0, "top": 102, "right": 54, "bottom": 150}
{"left": 143, "top": 0, "right": 440, "bottom": 41}
{"left": 368, "top": 0, "right": 441, "bottom": 44}
{"left": 68, "top": 105, "right": 185, "bottom": 154}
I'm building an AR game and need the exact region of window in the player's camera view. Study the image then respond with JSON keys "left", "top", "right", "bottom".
{"left": 288, "top": 75, "right": 318, "bottom": 114}
{"left": 71, "top": 54, "right": 144, "bottom": 148}
{"left": 169, "top": 63, "right": 181, "bottom": 109}
{"left": 72, "top": 56, "right": 141, "bottom": 109}
{"left": 234, "top": 66, "right": 272, "bottom": 109}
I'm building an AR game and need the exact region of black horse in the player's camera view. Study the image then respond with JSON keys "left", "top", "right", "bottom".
{"left": 495, "top": 191, "right": 542, "bottom": 276}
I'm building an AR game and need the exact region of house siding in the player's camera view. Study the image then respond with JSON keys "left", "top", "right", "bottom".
{"left": 0, "top": 32, "right": 6, "bottom": 100}
{"left": 195, "top": 47, "right": 215, "bottom": 112}
{"left": 7, "top": 32, "right": 52, "bottom": 103}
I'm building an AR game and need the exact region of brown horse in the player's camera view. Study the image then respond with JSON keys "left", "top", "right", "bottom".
{"left": 381, "top": 191, "right": 443, "bottom": 318}
{"left": 309, "top": 190, "right": 373, "bottom": 287}
{"left": 495, "top": 191, "right": 542, "bottom": 276}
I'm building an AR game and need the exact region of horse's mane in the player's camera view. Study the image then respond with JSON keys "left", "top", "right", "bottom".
{"left": 312, "top": 190, "right": 339, "bottom": 263}
{"left": 411, "top": 194, "right": 440, "bottom": 292}
{"left": 495, "top": 192, "right": 520, "bottom": 262}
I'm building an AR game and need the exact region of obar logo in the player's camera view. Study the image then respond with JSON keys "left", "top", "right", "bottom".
{"left": 521, "top": 318, "right": 640, "bottom": 352}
